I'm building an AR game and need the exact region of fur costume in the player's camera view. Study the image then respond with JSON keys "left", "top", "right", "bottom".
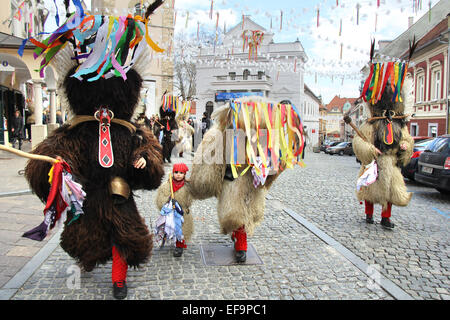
{"left": 155, "top": 166, "right": 194, "bottom": 253}
{"left": 174, "top": 114, "right": 195, "bottom": 156}
{"left": 189, "top": 97, "right": 303, "bottom": 262}
{"left": 25, "top": 66, "right": 164, "bottom": 269}
{"left": 353, "top": 87, "right": 414, "bottom": 207}
{"left": 353, "top": 41, "right": 417, "bottom": 227}
{"left": 159, "top": 106, "right": 179, "bottom": 163}
{"left": 21, "top": 0, "right": 165, "bottom": 299}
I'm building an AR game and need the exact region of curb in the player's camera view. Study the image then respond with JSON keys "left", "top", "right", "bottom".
{"left": 282, "top": 207, "right": 414, "bottom": 300}
{"left": 0, "top": 190, "right": 32, "bottom": 198}
{"left": 0, "top": 228, "right": 62, "bottom": 300}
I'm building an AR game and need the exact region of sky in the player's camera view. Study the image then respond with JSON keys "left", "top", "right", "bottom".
{"left": 42, "top": 0, "right": 435, "bottom": 104}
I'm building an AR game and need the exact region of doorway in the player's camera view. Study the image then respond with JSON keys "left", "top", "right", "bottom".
{"left": 205, "top": 101, "right": 214, "bottom": 118}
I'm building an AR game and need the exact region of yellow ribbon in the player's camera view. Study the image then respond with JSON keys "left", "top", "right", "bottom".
{"left": 144, "top": 18, "right": 165, "bottom": 53}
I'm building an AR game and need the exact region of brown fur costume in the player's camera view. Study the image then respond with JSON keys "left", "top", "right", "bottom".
{"left": 24, "top": 67, "right": 164, "bottom": 271}
{"left": 159, "top": 106, "right": 179, "bottom": 163}
{"left": 189, "top": 99, "right": 293, "bottom": 237}
{"left": 353, "top": 86, "right": 414, "bottom": 210}
{"left": 155, "top": 179, "right": 194, "bottom": 243}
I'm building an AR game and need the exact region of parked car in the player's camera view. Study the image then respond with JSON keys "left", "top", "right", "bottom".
{"left": 415, "top": 134, "right": 450, "bottom": 194}
{"left": 412, "top": 136, "right": 432, "bottom": 143}
{"left": 321, "top": 141, "right": 340, "bottom": 153}
{"left": 327, "top": 141, "right": 354, "bottom": 156}
{"left": 401, "top": 138, "right": 435, "bottom": 181}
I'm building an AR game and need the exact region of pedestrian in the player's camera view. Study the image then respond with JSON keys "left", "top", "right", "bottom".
{"left": 201, "top": 111, "right": 210, "bottom": 136}
{"left": 152, "top": 115, "right": 162, "bottom": 143}
{"left": 302, "top": 128, "right": 308, "bottom": 160}
{"left": 154, "top": 162, "right": 194, "bottom": 257}
{"left": 353, "top": 43, "right": 416, "bottom": 229}
{"left": 11, "top": 109, "right": 24, "bottom": 150}
{"left": 24, "top": 108, "right": 33, "bottom": 141}
{"left": 56, "top": 110, "right": 63, "bottom": 125}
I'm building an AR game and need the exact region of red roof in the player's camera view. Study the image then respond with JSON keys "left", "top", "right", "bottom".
{"left": 325, "top": 96, "right": 358, "bottom": 113}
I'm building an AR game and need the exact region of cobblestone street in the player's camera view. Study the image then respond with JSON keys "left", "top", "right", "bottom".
{"left": 1, "top": 151, "right": 449, "bottom": 300}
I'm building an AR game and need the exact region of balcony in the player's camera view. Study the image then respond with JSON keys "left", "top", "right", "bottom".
{"left": 212, "top": 74, "right": 273, "bottom": 91}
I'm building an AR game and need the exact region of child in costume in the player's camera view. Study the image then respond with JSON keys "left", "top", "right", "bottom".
{"left": 21, "top": 0, "right": 165, "bottom": 299}
{"left": 352, "top": 39, "right": 416, "bottom": 229}
{"left": 155, "top": 163, "right": 194, "bottom": 257}
{"left": 189, "top": 97, "right": 305, "bottom": 263}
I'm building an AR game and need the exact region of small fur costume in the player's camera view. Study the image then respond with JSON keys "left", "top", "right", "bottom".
{"left": 155, "top": 170, "right": 194, "bottom": 246}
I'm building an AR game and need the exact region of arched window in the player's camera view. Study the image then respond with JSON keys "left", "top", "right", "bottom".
{"left": 416, "top": 68, "right": 425, "bottom": 103}
{"left": 430, "top": 62, "right": 442, "bottom": 100}
{"left": 243, "top": 69, "right": 250, "bottom": 80}
{"left": 205, "top": 101, "right": 214, "bottom": 118}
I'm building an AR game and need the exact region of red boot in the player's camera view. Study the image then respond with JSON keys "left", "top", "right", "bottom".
{"left": 365, "top": 201, "right": 374, "bottom": 224}
{"left": 174, "top": 239, "right": 186, "bottom": 257}
{"left": 381, "top": 203, "right": 394, "bottom": 229}
{"left": 112, "top": 246, "right": 128, "bottom": 299}
{"left": 231, "top": 226, "right": 247, "bottom": 263}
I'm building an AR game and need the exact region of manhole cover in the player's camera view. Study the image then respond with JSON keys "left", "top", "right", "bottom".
{"left": 200, "top": 243, "right": 263, "bottom": 266}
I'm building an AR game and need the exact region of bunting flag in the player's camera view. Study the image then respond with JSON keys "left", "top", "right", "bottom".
{"left": 53, "top": 0, "right": 60, "bottom": 26}
{"left": 18, "top": 0, "right": 165, "bottom": 81}
{"left": 280, "top": 10, "right": 283, "bottom": 31}
{"left": 317, "top": 8, "right": 320, "bottom": 27}
{"left": 227, "top": 100, "right": 305, "bottom": 182}
{"left": 210, "top": 0, "right": 214, "bottom": 19}
{"left": 14, "top": 1, "right": 26, "bottom": 21}
{"left": 22, "top": 160, "right": 86, "bottom": 241}
{"left": 356, "top": 3, "right": 361, "bottom": 25}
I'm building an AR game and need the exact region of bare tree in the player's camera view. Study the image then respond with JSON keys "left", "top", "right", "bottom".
{"left": 173, "top": 27, "right": 223, "bottom": 100}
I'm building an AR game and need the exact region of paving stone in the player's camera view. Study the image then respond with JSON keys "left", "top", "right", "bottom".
{"left": 3, "top": 153, "right": 448, "bottom": 300}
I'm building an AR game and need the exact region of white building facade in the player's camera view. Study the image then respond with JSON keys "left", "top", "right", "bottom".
{"left": 303, "top": 84, "right": 320, "bottom": 148}
{"left": 195, "top": 17, "right": 308, "bottom": 119}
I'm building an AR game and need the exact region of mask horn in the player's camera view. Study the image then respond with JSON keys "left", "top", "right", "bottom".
{"left": 145, "top": 0, "right": 164, "bottom": 20}
{"left": 408, "top": 35, "right": 418, "bottom": 61}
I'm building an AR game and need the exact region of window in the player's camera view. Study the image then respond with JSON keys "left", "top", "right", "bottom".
{"left": 432, "top": 69, "right": 441, "bottom": 100}
{"left": 410, "top": 123, "right": 418, "bottom": 137}
{"left": 229, "top": 72, "right": 236, "bottom": 80}
{"left": 417, "top": 73, "right": 425, "bottom": 103}
{"left": 257, "top": 71, "right": 264, "bottom": 80}
{"left": 243, "top": 69, "right": 250, "bottom": 80}
{"left": 428, "top": 123, "right": 438, "bottom": 138}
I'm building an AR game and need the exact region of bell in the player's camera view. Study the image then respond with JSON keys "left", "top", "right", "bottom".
{"left": 109, "top": 177, "right": 130, "bottom": 202}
